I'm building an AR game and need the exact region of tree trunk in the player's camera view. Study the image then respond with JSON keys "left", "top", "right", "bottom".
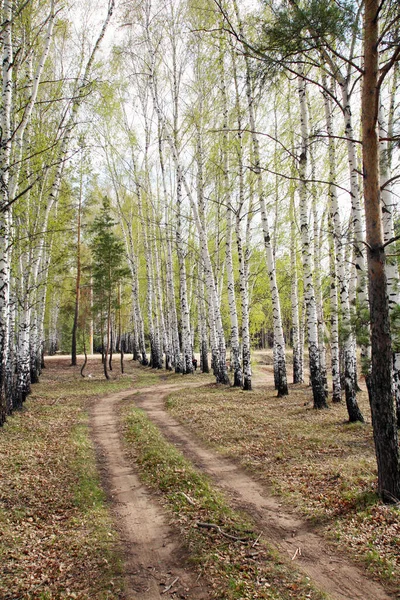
{"left": 220, "top": 39, "right": 242, "bottom": 388}
{"left": 340, "top": 80, "right": 370, "bottom": 376}
{"left": 71, "top": 158, "right": 82, "bottom": 367}
{"left": 232, "top": 49, "right": 252, "bottom": 391}
{"left": 379, "top": 94, "right": 400, "bottom": 427}
{"left": 297, "top": 71, "right": 327, "bottom": 409}
{"left": 197, "top": 264, "right": 209, "bottom": 374}
{"left": 290, "top": 184, "right": 302, "bottom": 384}
{"left": 234, "top": 0, "right": 288, "bottom": 396}
{"left": 0, "top": 0, "right": 13, "bottom": 424}
{"left": 362, "top": 0, "right": 400, "bottom": 501}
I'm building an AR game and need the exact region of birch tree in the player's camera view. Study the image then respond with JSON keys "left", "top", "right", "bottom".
{"left": 297, "top": 71, "right": 327, "bottom": 409}
{"left": 233, "top": 0, "right": 288, "bottom": 397}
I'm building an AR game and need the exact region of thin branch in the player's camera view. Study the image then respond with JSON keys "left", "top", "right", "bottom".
{"left": 381, "top": 173, "right": 400, "bottom": 190}
{"left": 378, "top": 44, "right": 400, "bottom": 87}
{"left": 383, "top": 234, "right": 400, "bottom": 249}
{"left": 255, "top": 165, "right": 351, "bottom": 195}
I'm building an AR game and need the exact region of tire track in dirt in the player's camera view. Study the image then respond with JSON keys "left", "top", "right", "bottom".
{"left": 133, "top": 383, "right": 394, "bottom": 600}
{"left": 91, "top": 386, "right": 210, "bottom": 600}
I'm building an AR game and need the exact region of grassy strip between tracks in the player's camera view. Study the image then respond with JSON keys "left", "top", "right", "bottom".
{"left": 122, "top": 404, "right": 328, "bottom": 600}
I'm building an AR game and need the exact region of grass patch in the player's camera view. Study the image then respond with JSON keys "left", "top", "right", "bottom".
{"left": 71, "top": 422, "right": 109, "bottom": 512}
{"left": 166, "top": 359, "right": 400, "bottom": 596}
{"left": 123, "top": 406, "right": 327, "bottom": 600}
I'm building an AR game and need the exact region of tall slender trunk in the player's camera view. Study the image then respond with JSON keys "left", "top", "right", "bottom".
{"left": 115, "top": 170, "right": 147, "bottom": 366}
{"left": 323, "top": 76, "right": 363, "bottom": 419}
{"left": 157, "top": 123, "right": 178, "bottom": 371}
{"left": 379, "top": 88, "right": 400, "bottom": 427}
{"left": 328, "top": 224, "right": 341, "bottom": 403}
{"left": 152, "top": 217, "right": 166, "bottom": 369}
{"left": 297, "top": 72, "right": 327, "bottom": 409}
{"left": 103, "top": 298, "right": 111, "bottom": 380}
{"left": 233, "top": 0, "right": 288, "bottom": 396}
{"left": 192, "top": 126, "right": 228, "bottom": 384}
{"left": 176, "top": 168, "right": 194, "bottom": 374}
{"left": 340, "top": 81, "right": 370, "bottom": 375}
{"left": 220, "top": 39, "right": 241, "bottom": 387}
{"left": 289, "top": 186, "right": 302, "bottom": 384}
{"left": 197, "top": 263, "right": 209, "bottom": 374}
{"left": 0, "top": 0, "right": 13, "bottom": 423}
{"left": 118, "top": 284, "right": 124, "bottom": 374}
{"left": 135, "top": 123, "right": 158, "bottom": 369}
{"left": 363, "top": 0, "right": 400, "bottom": 501}
{"left": 165, "top": 206, "right": 181, "bottom": 372}
{"left": 195, "top": 120, "right": 220, "bottom": 380}
{"left": 310, "top": 139, "right": 328, "bottom": 397}
{"left": 232, "top": 48, "right": 251, "bottom": 390}
{"left": 71, "top": 157, "right": 83, "bottom": 366}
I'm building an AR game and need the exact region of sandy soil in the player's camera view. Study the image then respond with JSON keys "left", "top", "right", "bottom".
{"left": 91, "top": 374, "right": 394, "bottom": 600}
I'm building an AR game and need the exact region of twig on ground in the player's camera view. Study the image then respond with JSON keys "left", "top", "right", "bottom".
{"left": 179, "top": 491, "right": 196, "bottom": 506}
{"left": 291, "top": 547, "right": 302, "bottom": 560}
{"left": 162, "top": 576, "right": 179, "bottom": 594}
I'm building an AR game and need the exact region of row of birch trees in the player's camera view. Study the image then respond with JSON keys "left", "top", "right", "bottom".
{"left": 89, "top": 0, "right": 399, "bottom": 500}
{"left": 1, "top": 0, "right": 399, "bottom": 501}
{"left": 0, "top": 0, "right": 115, "bottom": 424}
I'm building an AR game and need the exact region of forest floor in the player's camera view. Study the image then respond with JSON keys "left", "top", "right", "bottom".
{"left": 0, "top": 353, "right": 399, "bottom": 599}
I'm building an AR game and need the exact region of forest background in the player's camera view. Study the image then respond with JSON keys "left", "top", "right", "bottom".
{"left": 0, "top": 0, "right": 399, "bottom": 502}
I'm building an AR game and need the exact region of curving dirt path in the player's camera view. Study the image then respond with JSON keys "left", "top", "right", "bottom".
{"left": 92, "top": 379, "right": 394, "bottom": 600}
{"left": 91, "top": 385, "right": 211, "bottom": 600}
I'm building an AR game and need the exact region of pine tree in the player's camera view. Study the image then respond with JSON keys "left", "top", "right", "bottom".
{"left": 90, "top": 198, "right": 129, "bottom": 379}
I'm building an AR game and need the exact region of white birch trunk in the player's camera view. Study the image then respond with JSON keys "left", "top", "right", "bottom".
{"left": 152, "top": 217, "right": 168, "bottom": 369}
{"left": 195, "top": 141, "right": 218, "bottom": 377}
{"left": 232, "top": 48, "right": 251, "bottom": 390}
{"left": 379, "top": 89, "right": 400, "bottom": 425}
{"left": 197, "top": 262, "right": 209, "bottom": 374}
{"left": 324, "top": 78, "right": 364, "bottom": 420}
{"left": 0, "top": 0, "right": 13, "bottom": 421}
{"left": 289, "top": 186, "right": 302, "bottom": 384}
{"left": 328, "top": 227, "right": 341, "bottom": 403}
{"left": 297, "top": 72, "right": 327, "bottom": 409}
{"left": 309, "top": 136, "right": 328, "bottom": 396}
{"left": 340, "top": 81, "right": 370, "bottom": 374}
{"left": 220, "top": 42, "right": 241, "bottom": 387}
{"left": 137, "top": 176, "right": 158, "bottom": 369}
{"left": 165, "top": 208, "right": 182, "bottom": 372}
{"left": 158, "top": 124, "right": 180, "bottom": 371}
{"left": 233, "top": 0, "right": 288, "bottom": 396}
{"left": 176, "top": 167, "right": 194, "bottom": 374}
{"left": 193, "top": 122, "right": 228, "bottom": 384}
{"left": 103, "top": 140, "right": 145, "bottom": 364}
{"left": 48, "top": 298, "right": 60, "bottom": 355}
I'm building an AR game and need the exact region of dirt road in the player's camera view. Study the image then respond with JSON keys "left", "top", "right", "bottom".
{"left": 91, "top": 378, "right": 394, "bottom": 600}
{"left": 91, "top": 385, "right": 210, "bottom": 600}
